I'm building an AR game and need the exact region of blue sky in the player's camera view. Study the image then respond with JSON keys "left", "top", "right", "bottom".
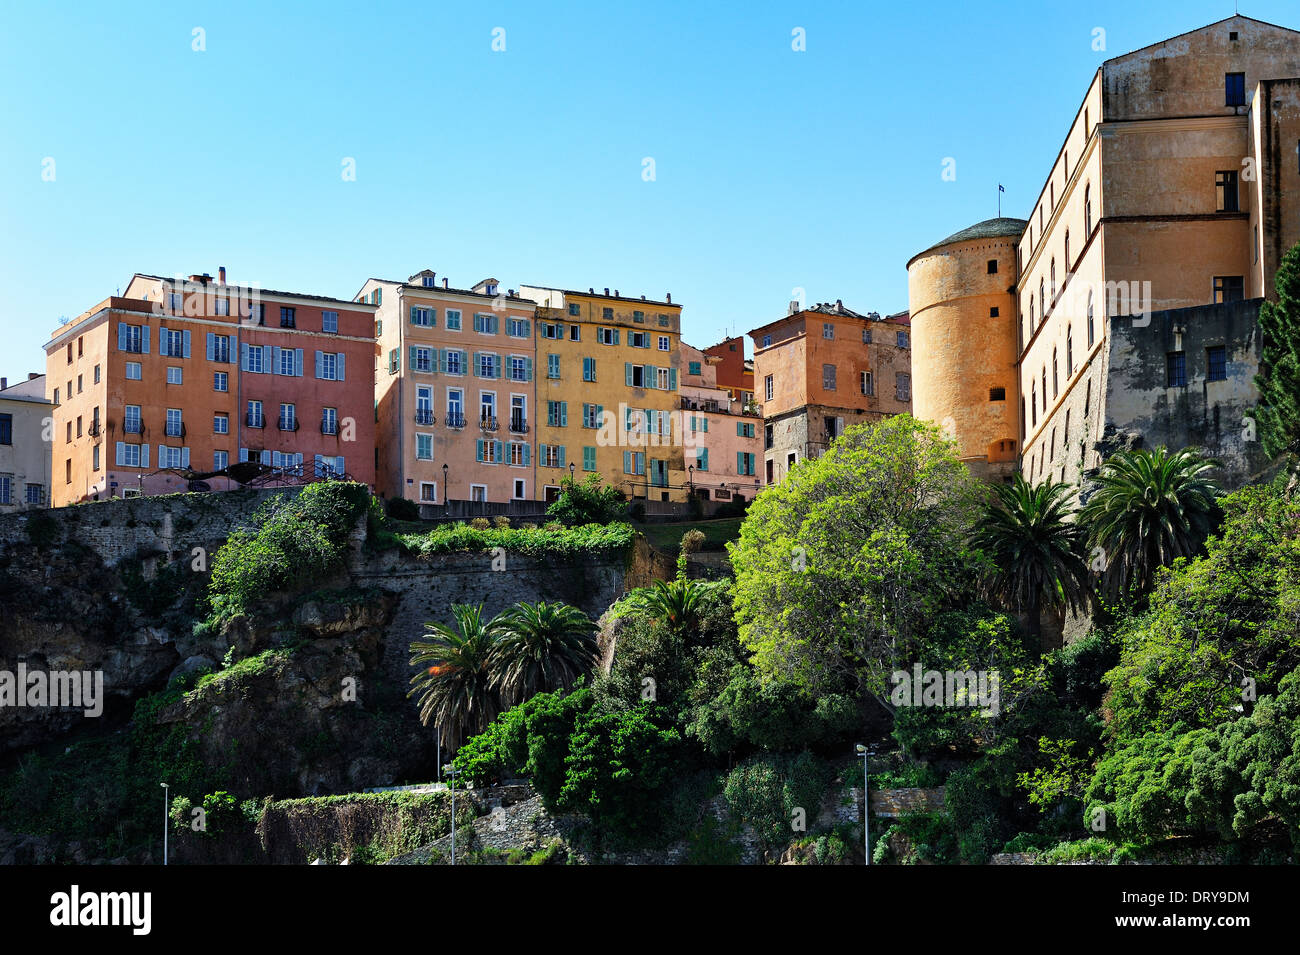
{"left": 1, "top": 0, "right": 1291, "bottom": 384}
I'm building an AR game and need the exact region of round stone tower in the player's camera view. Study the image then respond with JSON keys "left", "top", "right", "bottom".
{"left": 907, "top": 217, "right": 1027, "bottom": 481}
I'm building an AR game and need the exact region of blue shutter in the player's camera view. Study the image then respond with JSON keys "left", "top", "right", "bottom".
{"left": 669, "top": 368, "right": 677, "bottom": 390}
{"left": 596, "top": 404, "right": 604, "bottom": 430}
{"left": 181, "top": 446, "right": 190, "bottom": 468}
{"left": 115, "top": 442, "right": 125, "bottom": 465}
{"left": 182, "top": 329, "right": 191, "bottom": 358}
{"left": 476, "top": 439, "right": 484, "bottom": 462}
{"left": 294, "top": 348, "right": 303, "bottom": 376}
{"left": 494, "top": 440, "right": 504, "bottom": 462}
{"left": 473, "top": 352, "right": 481, "bottom": 376}
{"left": 273, "top": 346, "right": 283, "bottom": 374}
{"left": 241, "top": 343, "right": 251, "bottom": 371}
{"left": 141, "top": 326, "right": 150, "bottom": 354}
{"left": 613, "top": 329, "right": 620, "bottom": 345}
{"left": 337, "top": 353, "right": 345, "bottom": 380}
{"left": 522, "top": 443, "right": 531, "bottom": 466}
{"left": 559, "top": 402, "right": 568, "bottom": 427}
{"left": 738, "top": 452, "right": 744, "bottom": 473}
{"left": 117, "top": 323, "right": 128, "bottom": 351}
{"left": 737, "top": 422, "right": 743, "bottom": 437}
{"left": 206, "top": 332, "right": 215, "bottom": 361}
{"left": 525, "top": 358, "right": 533, "bottom": 381}
{"left": 410, "top": 305, "right": 418, "bottom": 324}
{"left": 439, "top": 349, "right": 448, "bottom": 373}
{"left": 625, "top": 363, "right": 633, "bottom": 386}
{"left": 700, "top": 447, "right": 709, "bottom": 470}
{"left": 314, "top": 350, "right": 323, "bottom": 378}
{"left": 409, "top": 345, "right": 417, "bottom": 370}
{"left": 623, "top": 450, "right": 630, "bottom": 473}
{"left": 140, "top": 444, "right": 149, "bottom": 468}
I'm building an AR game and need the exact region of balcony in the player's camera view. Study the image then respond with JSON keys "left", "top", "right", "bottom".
{"left": 246, "top": 414, "right": 265, "bottom": 429}
{"left": 508, "top": 416, "right": 529, "bottom": 434}
{"left": 123, "top": 422, "right": 143, "bottom": 436}
{"left": 479, "top": 415, "right": 499, "bottom": 432}
{"left": 164, "top": 423, "right": 185, "bottom": 438}
{"left": 446, "top": 411, "right": 467, "bottom": 429}
{"left": 321, "top": 421, "right": 338, "bottom": 435}
{"left": 414, "top": 409, "right": 435, "bottom": 426}
{"left": 279, "top": 418, "right": 299, "bottom": 432}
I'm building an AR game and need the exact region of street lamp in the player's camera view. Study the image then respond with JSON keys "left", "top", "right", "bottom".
{"left": 855, "top": 744, "right": 869, "bottom": 865}
{"left": 444, "top": 764, "right": 461, "bottom": 865}
{"left": 688, "top": 464, "right": 694, "bottom": 494}
{"left": 160, "top": 781, "right": 169, "bottom": 866}
{"left": 569, "top": 461, "right": 575, "bottom": 482}
{"left": 442, "top": 463, "right": 448, "bottom": 505}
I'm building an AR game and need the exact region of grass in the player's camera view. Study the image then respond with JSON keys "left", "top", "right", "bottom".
{"left": 636, "top": 518, "right": 743, "bottom": 554}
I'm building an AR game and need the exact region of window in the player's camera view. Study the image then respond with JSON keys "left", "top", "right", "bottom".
{"left": 1225, "top": 72, "right": 1246, "bottom": 107}
{"left": 1207, "top": 346, "right": 1228, "bottom": 381}
{"left": 474, "top": 312, "right": 498, "bottom": 334}
{"left": 862, "top": 328, "right": 872, "bottom": 344}
{"left": 583, "top": 446, "right": 597, "bottom": 471}
{"left": 208, "top": 412, "right": 227, "bottom": 435}
{"left": 822, "top": 323, "right": 835, "bottom": 339}
{"left": 658, "top": 314, "right": 670, "bottom": 327}
{"left": 1084, "top": 184, "right": 1092, "bottom": 235}
{"left": 1167, "top": 352, "right": 1187, "bottom": 388}
{"left": 896, "top": 330, "right": 909, "bottom": 348}
{"left": 765, "top": 375, "right": 774, "bottom": 401}
{"left": 1066, "top": 327, "right": 1074, "bottom": 376}
{"left": 410, "top": 306, "right": 434, "bottom": 327}
{"left": 126, "top": 362, "right": 142, "bottom": 381}
{"left": 598, "top": 327, "right": 617, "bottom": 345}
{"left": 629, "top": 364, "right": 645, "bottom": 387}
{"left": 477, "top": 352, "right": 499, "bottom": 379}
{"left": 93, "top": 364, "right": 101, "bottom": 384}
{"left": 1031, "top": 384, "right": 1037, "bottom": 426}
{"left": 764, "top": 424, "right": 774, "bottom": 450}
{"left": 207, "top": 333, "right": 232, "bottom": 363}
{"left": 822, "top": 364, "right": 836, "bottom": 390}
{"left": 116, "top": 443, "right": 142, "bottom": 467}
{"left": 214, "top": 371, "right": 228, "bottom": 392}
{"left": 568, "top": 303, "right": 581, "bottom": 316}
{"left": 25, "top": 484, "right": 45, "bottom": 505}
{"left": 1087, "top": 292, "right": 1095, "bottom": 348}
{"left": 159, "top": 445, "right": 184, "bottom": 469}
{"left": 118, "top": 324, "right": 144, "bottom": 354}
{"left": 162, "top": 328, "right": 186, "bottom": 357}
{"left": 989, "top": 387, "right": 1006, "bottom": 401}
{"left": 987, "top": 259, "right": 998, "bottom": 274}
{"left": 322, "top": 407, "right": 338, "bottom": 434}
{"left": 167, "top": 366, "right": 183, "bottom": 385}
{"left": 480, "top": 393, "right": 497, "bottom": 427}
{"left": 540, "top": 444, "right": 563, "bottom": 468}
{"left": 737, "top": 421, "right": 756, "bottom": 439}
{"left": 420, "top": 482, "right": 437, "bottom": 502}
{"left": 0, "top": 414, "right": 9, "bottom": 445}
{"left": 280, "top": 306, "right": 296, "bottom": 328}
{"left": 322, "top": 310, "right": 338, "bottom": 333}
{"left": 446, "top": 309, "right": 462, "bottom": 331}
{"left": 1065, "top": 231, "right": 1070, "bottom": 268}
{"left": 896, "top": 372, "right": 911, "bottom": 401}
{"left": 411, "top": 346, "right": 434, "bottom": 373}
{"left": 633, "top": 310, "right": 644, "bottom": 323}
{"left": 658, "top": 336, "right": 670, "bottom": 351}
{"left": 416, "top": 434, "right": 433, "bottom": 460}
{"left": 548, "top": 354, "right": 561, "bottom": 379}
{"left": 279, "top": 403, "right": 297, "bottom": 431}
{"left": 512, "top": 477, "right": 526, "bottom": 499}
{"left": 630, "top": 331, "right": 649, "bottom": 348}
{"left": 1052, "top": 348, "right": 1059, "bottom": 397}
{"left": 688, "top": 361, "right": 702, "bottom": 376}
{"left": 990, "top": 307, "right": 999, "bottom": 317}
{"left": 656, "top": 367, "right": 671, "bottom": 390}
{"left": 445, "top": 349, "right": 465, "bottom": 375}
{"left": 737, "top": 452, "right": 756, "bottom": 476}
{"left": 602, "top": 307, "right": 614, "bottom": 320}
{"left": 761, "top": 335, "right": 772, "bottom": 348}
{"left": 508, "top": 317, "right": 530, "bottom": 338}
{"left": 1216, "top": 170, "right": 1239, "bottom": 212}
{"left": 1213, "top": 276, "right": 1244, "bottom": 304}
{"left": 248, "top": 400, "right": 264, "bottom": 428}
{"left": 583, "top": 357, "right": 596, "bottom": 382}
{"left": 388, "top": 349, "right": 400, "bottom": 375}
{"left": 861, "top": 371, "right": 873, "bottom": 396}
{"left": 582, "top": 403, "right": 601, "bottom": 429}
{"left": 124, "top": 405, "right": 142, "bottom": 434}
{"left": 547, "top": 400, "right": 568, "bottom": 427}
{"left": 570, "top": 325, "right": 581, "bottom": 341}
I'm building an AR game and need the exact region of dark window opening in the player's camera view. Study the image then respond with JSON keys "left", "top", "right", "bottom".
{"left": 990, "top": 306, "right": 999, "bottom": 317}
{"left": 1167, "top": 351, "right": 1187, "bottom": 388}
{"left": 1226, "top": 72, "right": 1246, "bottom": 107}
{"left": 1207, "top": 346, "right": 1227, "bottom": 381}
{"left": 1214, "top": 275, "right": 1245, "bottom": 304}
{"left": 1216, "top": 170, "right": 1239, "bottom": 212}
{"left": 989, "top": 387, "right": 1006, "bottom": 401}
{"left": 987, "top": 259, "right": 998, "bottom": 274}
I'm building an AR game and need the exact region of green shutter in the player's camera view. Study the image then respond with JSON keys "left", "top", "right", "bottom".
{"left": 559, "top": 402, "right": 567, "bottom": 427}
{"left": 476, "top": 439, "right": 484, "bottom": 462}
{"left": 625, "top": 363, "right": 633, "bottom": 386}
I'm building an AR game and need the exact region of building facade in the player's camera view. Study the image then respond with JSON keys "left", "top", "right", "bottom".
{"left": 0, "top": 374, "right": 52, "bottom": 510}
{"left": 518, "top": 285, "right": 689, "bottom": 502}
{"left": 749, "top": 301, "right": 912, "bottom": 486}
{"left": 679, "top": 342, "right": 763, "bottom": 503}
{"left": 910, "top": 15, "right": 1300, "bottom": 489}
{"left": 362, "top": 271, "right": 538, "bottom": 505}
{"left": 704, "top": 336, "right": 755, "bottom": 407}
{"left": 43, "top": 271, "right": 377, "bottom": 507}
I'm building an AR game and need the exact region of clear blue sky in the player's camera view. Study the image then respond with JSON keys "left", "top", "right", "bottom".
{"left": 1, "top": 0, "right": 1289, "bottom": 385}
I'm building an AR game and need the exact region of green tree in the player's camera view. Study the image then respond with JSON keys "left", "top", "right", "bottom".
{"left": 489, "top": 601, "right": 599, "bottom": 706}
{"left": 408, "top": 604, "right": 503, "bottom": 749}
{"left": 1256, "top": 241, "right": 1300, "bottom": 458}
{"left": 546, "top": 474, "right": 626, "bottom": 526}
{"left": 1080, "top": 446, "right": 1221, "bottom": 602}
{"left": 973, "top": 475, "right": 1093, "bottom": 646}
{"left": 729, "top": 414, "right": 983, "bottom": 702}
{"left": 636, "top": 578, "right": 707, "bottom": 635}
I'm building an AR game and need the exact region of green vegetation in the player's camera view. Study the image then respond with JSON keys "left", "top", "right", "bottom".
{"left": 637, "top": 518, "right": 742, "bottom": 554}
{"left": 546, "top": 474, "right": 627, "bottom": 526}
{"left": 1256, "top": 241, "right": 1300, "bottom": 458}
{"left": 391, "top": 520, "right": 636, "bottom": 558}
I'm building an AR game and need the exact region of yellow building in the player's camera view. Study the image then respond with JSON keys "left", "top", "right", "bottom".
{"left": 518, "top": 285, "right": 688, "bottom": 502}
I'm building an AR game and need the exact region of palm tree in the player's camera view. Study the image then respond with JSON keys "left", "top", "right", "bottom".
{"left": 1079, "top": 446, "right": 1222, "bottom": 601}
{"left": 489, "top": 601, "right": 599, "bottom": 705}
{"left": 639, "top": 578, "right": 707, "bottom": 634}
{"left": 973, "top": 474, "right": 1093, "bottom": 645}
{"left": 408, "top": 603, "right": 503, "bottom": 749}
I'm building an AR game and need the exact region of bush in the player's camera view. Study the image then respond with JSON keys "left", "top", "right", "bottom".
{"left": 385, "top": 496, "right": 420, "bottom": 521}
{"left": 470, "top": 517, "right": 491, "bottom": 530}
{"left": 547, "top": 474, "right": 626, "bottom": 526}
{"left": 396, "top": 521, "right": 636, "bottom": 560}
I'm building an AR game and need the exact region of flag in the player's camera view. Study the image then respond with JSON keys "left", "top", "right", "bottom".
{"left": 998, "top": 184, "right": 1005, "bottom": 192}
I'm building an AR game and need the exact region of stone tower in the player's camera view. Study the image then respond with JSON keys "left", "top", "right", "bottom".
{"left": 907, "top": 217, "right": 1027, "bottom": 481}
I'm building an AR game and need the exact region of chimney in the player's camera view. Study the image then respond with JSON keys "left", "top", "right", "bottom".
{"left": 614, "top": 289, "right": 619, "bottom": 297}
{"left": 835, "top": 299, "right": 843, "bottom": 310}
{"left": 219, "top": 266, "right": 226, "bottom": 285}
{"left": 0, "top": 378, "right": 6, "bottom": 391}
{"left": 28, "top": 372, "right": 39, "bottom": 379}
{"left": 604, "top": 287, "right": 610, "bottom": 296}
{"left": 787, "top": 300, "right": 799, "bottom": 315}
{"left": 442, "top": 278, "right": 449, "bottom": 288}
{"left": 666, "top": 292, "right": 672, "bottom": 304}
{"left": 589, "top": 288, "right": 594, "bottom": 294}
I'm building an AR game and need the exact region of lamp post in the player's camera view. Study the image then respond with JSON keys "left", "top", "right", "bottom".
{"left": 569, "top": 461, "right": 575, "bottom": 483}
{"left": 160, "top": 781, "right": 169, "bottom": 865}
{"left": 855, "top": 744, "right": 869, "bottom": 865}
{"left": 442, "top": 463, "right": 448, "bottom": 507}
{"left": 444, "top": 764, "right": 460, "bottom": 865}
{"left": 688, "top": 464, "right": 694, "bottom": 495}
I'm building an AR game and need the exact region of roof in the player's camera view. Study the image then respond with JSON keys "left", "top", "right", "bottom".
{"left": 132, "top": 273, "right": 374, "bottom": 309}
{"left": 907, "top": 217, "right": 1028, "bottom": 267}
{"left": 362, "top": 277, "right": 532, "bottom": 305}
{"left": 1105, "top": 15, "right": 1300, "bottom": 66}
{"left": 521, "top": 285, "right": 678, "bottom": 308}
{"left": 748, "top": 300, "right": 893, "bottom": 338}
{"left": 0, "top": 375, "right": 51, "bottom": 404}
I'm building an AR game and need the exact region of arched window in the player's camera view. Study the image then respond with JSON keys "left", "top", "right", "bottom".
{"left": 1064, "top": 410, "right": 1071, "bottom": 447}
{"left": 1030, "top": 298, "right": 1035, "bottom": 330}
{"left": 1042, "top": 367, "right": 1047, "bottom": 411}
{"left": 1021, "top": 398, "right": 1027, "bottom": 440}
{"left": 1084, "top": 379, "right": 1092, "bottom": 418}
{"left": 1051, "top": 258, "right": 1057, "bottom": 304}
{"left": 1050, "top": 429, "right": 1056, "bottom": 462}
{"left": 1031, "top": 383, "right": 1037, "bottom": 426}
{"left": 1084, "top": 184, "right": 1092, "bottom": 235}
{"left": 1066, "top": 325, "right": 1074, "bottom": 376}
{"left": 1040, "top": 278, "right": 1046, "bottom": 321}
{"left": 1087, "top": 291, "right": 1095, "bottom": 347}
{"left": 1052, "top": 348, "right": 1059, "bottom": 397}
{"left": 1064, "top": 230, "right": 1070, "bottom": 270}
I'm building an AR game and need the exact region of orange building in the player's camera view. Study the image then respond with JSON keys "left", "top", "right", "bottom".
{"left": 43, "top": 270, "right": 377, "bottom": 506}
{"left": 749, "top": 301, "right": 911, "bottom": 486}
{"left": 704, "top": 336, "right": 754, "bottom": 407}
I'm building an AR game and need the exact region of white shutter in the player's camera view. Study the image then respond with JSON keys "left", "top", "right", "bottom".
{"left": 336, "top": 353, "right": 346, "bottom": 381}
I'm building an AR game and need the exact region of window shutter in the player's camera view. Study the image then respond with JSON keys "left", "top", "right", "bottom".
{"left": 495, "top": 440, "right": 504, "bottom": 461}
{"left": 273, "top": 346, "right": 283, "bottom": 374}
{"left": 157, "top": 444, "right": 165, "bottom": 466}
{"left": 336, "top": 353, "right": 345, "bottom": 380}
{"left": 491, "top": 315, "right": 499, "bottom": 334}
{"left": 669, "top": 368, "right": 677, "bottom": 390}
{"left": 525, "top": 358, "right": 533, "bottom": 381}
{"left": 439, "top": 349, "right": 448, "bottom": 373}
{"left": 637, "top": 452, "right": 644, "bottom": 474}
{"left": 115, "top": 442, "right": 125, "bottom": 466}
{"left": 522, "top": 443, "right": 531, "bottom": 466}
{"left": 260, "top": 450, "right": 271, "bottom": 466}
{"left": 409, "top": 345, "right": 417, "bottom": 369}
{"left": 206, "top": 332, "right": 215, "bottom": 361}
{"left": 183, "top": 330, "right": 191, "bottom": 358}
{"left": 701, "top": 447, "right": 709, "bottom": 470}
{"left": 140, "top": 444, "right": 149, "bottom": 468}
{"left": 738, "top": 452, "right": 744, "bottom": 473}
{"left": 476, "top": 439, "right": 484, "bottom": 462}
{"left": 118, "top": 323, "right": 128, "bottom": 351}
{"left": 559, "top": 402, "right": 568, "bottom": 427}
{"left": 314, "top": 350, "right": 323, "bottom": 378}
{"left": 625, "top": 363, "right": 633, "bottom": 386}
{"left": 294, "top": 348, "right": 303, "bottom": 376}
{"left": 410, "top": 306, "right": 417, "bottom": 324}
{"left": 473, "top": 352, "right": 481, "bottom": 376}
{"left": 141, "top": 326, "right": 150, "bottom": 354}
{"left": 181, "top": 446, "right": 190, "bottom": 468}
{"left": 737, "top": 422, "right": 743, "bottom": 437}
{"left": 596, "top": 404, "right": 604, "bottom": 429}
{"left": 613, "top": 329, "right": 620, "bottom": 345}
{"left": 558, "top": 445, "right": 566, "bottom": 468}
{"left": 623, "top": 451, "right": 630, "bottom": 473}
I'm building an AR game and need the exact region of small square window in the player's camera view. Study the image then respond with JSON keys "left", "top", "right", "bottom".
{"left": 990, "top": 306, "right": 1000, "bottom": 317}
{"left": 987, "top": 259, "right": 998, "bottom": 274}
{"left": 989, "top": 387, "right": 1006, "bottom": 401}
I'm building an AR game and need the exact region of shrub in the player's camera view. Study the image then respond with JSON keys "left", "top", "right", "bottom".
{"left": 385, "top": 496, "right": 420, "bottom": 521}
{"left": 546, "top": 474, "right": 626, "bottom": 526}
{"left": 470, "top": 517, "right": 491, "bottom": 530}
{"left": 493, "top": 515, "right": 511, "bottom": 529}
